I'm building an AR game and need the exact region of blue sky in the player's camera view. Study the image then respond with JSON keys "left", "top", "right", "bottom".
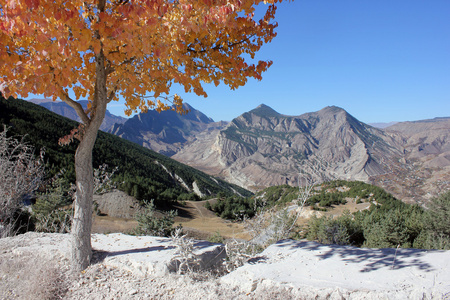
{"left": 33, "top": 0, "right": 450, "bottom": 124}
{"left": 158, "top": 0, "right": 449, "bottom": 123}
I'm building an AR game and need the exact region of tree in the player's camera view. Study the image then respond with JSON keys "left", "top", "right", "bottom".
{"left": 0, "top": 0, "right": 284, "bottom": 271}
{"left": 417, "top": 191, "right": 450, "bottom": 250}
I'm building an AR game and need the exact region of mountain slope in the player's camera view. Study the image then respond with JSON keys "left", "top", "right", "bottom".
{"left": 0, "top": 97, "right": 252, "bottom": 205}
{"left": 376, "top": 117, "right": 450, "bottom": 200}
{"left": 369, "top": 121, "right": 398, "bottom": 129}
{"left": 28, "top": 98, "right": 126, "bottom": 131}
{"left": 386, "top": 117, "right": 450, "bottom": 167}
{"left": 173, "top": 105, "right": 404, "bottom": 190}
{"left": 108, "top": 103, "right": 226, "bottom": 156}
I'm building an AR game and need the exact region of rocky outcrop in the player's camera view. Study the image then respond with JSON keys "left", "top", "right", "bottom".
{"left": 93, "top": 190, "right": 141, "bottom": 218}
{"left": 2, "top": 233, "right": 448, "bottom": 299}
{"left": 221, "top": 239, "right": 450, "bottom": 299}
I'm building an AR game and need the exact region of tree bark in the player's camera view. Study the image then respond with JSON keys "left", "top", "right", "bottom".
{"left": 71, "top": 50, "right": 108, "bottom": 272}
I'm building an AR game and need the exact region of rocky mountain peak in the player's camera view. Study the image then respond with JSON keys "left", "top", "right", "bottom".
{"left": 318, "top": 105, "right": 346, "bottom": 114}
{"left": 179, "top": 102, "right": 215, "bottom": 124}
{"left": 175, "top": 105, "right": 405, "bottom": 191}
{"left": 248, "top": 104, "right": 281, "bottom": 118}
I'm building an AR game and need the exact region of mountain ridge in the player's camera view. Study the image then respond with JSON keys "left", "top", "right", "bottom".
{"left": 108, "top": 103, "right": 223, "bottom": 156}
{"left": 175, "top": 104, "right": 402, "bottom": 186}
{"left": 28, "top": 98, "right": 127, "bottom": 131}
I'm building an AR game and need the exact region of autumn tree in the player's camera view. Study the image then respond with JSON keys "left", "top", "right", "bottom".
{"left": 0, "top": 0, "right": 284, "bottom": 271}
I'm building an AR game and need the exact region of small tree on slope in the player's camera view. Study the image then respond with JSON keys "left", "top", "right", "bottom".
{"left": 0, "top": 0, "right": 286, "bottom": 271}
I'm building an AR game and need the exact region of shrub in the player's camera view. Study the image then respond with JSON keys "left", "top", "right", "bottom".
{"left": 0, "top": 127, "right": 44, "bottom": 238}
{"left": 33, "top": 175, "right": 73, "bottom": 233}
{"left": 204, "top": 201, "right": 212, "bottom": 210}
{"left": 361, "top": 205, "right": 424, "bottom": 248}
{"left": 208, "top": 230, "right": 225, "bottom": 244}
{"left": 133, "top": 200, "right": 179, "bottom": 237}
{"left": 208, "top": 195, "right": 258, "bottom": 221}
{"left": 306, "top": 215, "right": 351, "bottom": 246}
{"left": 414, "top": 191, "right": 450, "bottom": 250}
{"left": 307, "top": 204, "right": 425, "bottom": 249}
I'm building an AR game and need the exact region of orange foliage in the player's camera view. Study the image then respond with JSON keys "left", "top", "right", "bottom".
{"left": 0, "top": 0, "right": 283, "bottom": 116}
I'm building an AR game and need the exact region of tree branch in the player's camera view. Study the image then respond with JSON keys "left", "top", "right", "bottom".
{"left": 60, "top": 91, "right": 90, "bottom": 125}
{"left": 107, "top": 86, "right": 117, "bottom": 103}
{"left": 187, "top": 35, "right": 256, "bottom": 54}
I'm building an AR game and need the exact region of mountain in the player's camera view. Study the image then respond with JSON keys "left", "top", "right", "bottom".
{"left": 1, "top": 97, "right": 252, "bottom": 204}
{"left": 108, "top": 103, "right": 227, "bottom": 156}
{"left": 378, "top": 117, "right": 450, "bottom": 201}
{"left": 173, "top": 104, "right": 404, "bottom": 191}
{"left": 27, "top": 98, "right": 127, "bottom": 131}
{"left": 369, "top": 121, "right": 398, "bottom": 129}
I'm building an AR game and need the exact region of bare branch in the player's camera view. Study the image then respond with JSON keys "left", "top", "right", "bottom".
{"left": 60, "top": 91, "right": 90, "bottom": 125}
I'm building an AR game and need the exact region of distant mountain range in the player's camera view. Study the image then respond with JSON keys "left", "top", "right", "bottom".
{"left": 28, "top": 98, "right": 127, "bottom": 131}
{"left": 369, "top": 122, "right": 398, "bottom": 129}
{"left": 29, "top": 98, "right": 449, "bottom": 204}
{"left": 108, "top": 103, "right": 226, "bottom": 156}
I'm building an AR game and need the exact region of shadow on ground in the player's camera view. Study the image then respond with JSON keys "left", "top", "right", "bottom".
{"left": 272, "top": 239, "right": 438, "bottom": 273}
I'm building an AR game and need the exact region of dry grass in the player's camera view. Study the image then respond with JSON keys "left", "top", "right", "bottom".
{"left": 173, "top": 200, "right": 250, "bottom": 240}
{"left": 92, "top": 215, "right": 138, "bottom": 234}
{"left": 0, "top": 251, "right": 71, "bottom": 300}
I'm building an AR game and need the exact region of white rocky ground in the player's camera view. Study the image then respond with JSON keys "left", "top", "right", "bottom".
{"left": 1, "top": 232, "right": 449, "bottom": 299}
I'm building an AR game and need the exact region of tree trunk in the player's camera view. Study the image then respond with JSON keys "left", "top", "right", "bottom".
{"left": 71, "top": 127, "right": 97, "bottom": 271}
{"left": 71, "top": 50, "right": 108, "bottom": 272}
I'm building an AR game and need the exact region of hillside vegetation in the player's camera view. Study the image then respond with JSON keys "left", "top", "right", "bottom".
{"left": 208, "top": 180, "right": 398, "bottom": 220}
{"left": 207, "top": 180, "right": 450, "bottom": 250}
{"left": 0, "top": 97, "right": 252, "bottom": 207}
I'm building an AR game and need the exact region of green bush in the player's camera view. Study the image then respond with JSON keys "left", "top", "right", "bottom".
{"left": 414, "top": 191, "right": 450, "bottom": 250}
{"left": 207, "top": 195, "right": 259, "bottom": 220}
{"left": 362, "top": 209, "right": 412, "bottom": 248}
{"left": 208, "top": 231, "right": 225, "bottom": 244}
{"left": 32, "top": 176, "right": 73, "bottom": 233}
{"left": 204, "top": 201, "right": 212, "bottom": 210}
{"left": 306, "top": 211, "right": 363, "bottom": 246}
{"left": 306, "top": 200, "right": 426, "bottom": 249}
{"left": 133, "top": 200, "right": 179, "bottom": 237}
